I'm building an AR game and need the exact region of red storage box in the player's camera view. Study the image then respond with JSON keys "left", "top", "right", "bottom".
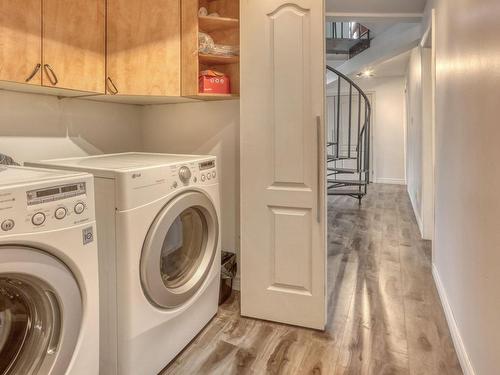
{"left": 199, "top": 70, "right": 231, "bottom": 94}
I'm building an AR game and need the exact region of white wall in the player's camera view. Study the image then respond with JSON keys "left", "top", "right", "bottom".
{"left": 0, "top": 90, "right": 143, "bottom": 163}
{"left": 405, "top": 44, "right": 435, "bottom": 241}
{"left": 424, "top": 1, "right": 500, "bottom": 374}
{"left": 356, "top": 77, "right": 406, "bottom": 184}
{"left": 405, "top": 47, "right": 424, "bottom": 231}
{"left": 141, "top": 100, "right": 240, "bottom": 257}
{"left": 421, "top": 46, "right": 434, "bottom": 240}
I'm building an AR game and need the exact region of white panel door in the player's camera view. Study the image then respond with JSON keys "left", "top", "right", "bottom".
{"left": 240, "top": 0, "right": 326, "bottom": 329}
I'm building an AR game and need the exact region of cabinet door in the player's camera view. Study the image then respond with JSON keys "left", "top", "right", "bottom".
{"left": 0, "top": 0, "right": 42, "bottom": 85}
{"left": 42, "top": 0, "right": 105, "bottom": 93}
{"left": 107, "top": 0, "right": 180, "bottom": 96}
{"left": 240, "top": 0, "right": 326, "bottom": 329}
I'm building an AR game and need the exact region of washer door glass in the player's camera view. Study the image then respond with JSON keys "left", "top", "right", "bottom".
{"left": 141, "top": 191, "right": 219, "bottom": 309}
{"left": 0, "top": 247, "right": 82, "bottom": 375}
{"left": 0, "top": 276, "right": 59, "bottom": 375}
{"left": 160, "top": 207, "right": 206, "bottom": 289}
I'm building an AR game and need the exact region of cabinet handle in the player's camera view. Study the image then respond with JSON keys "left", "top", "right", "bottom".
{"left": 25, "top": 64, "right": 41, "bottom": 82}
{"left": 106, "top": 77, "right": 119, "bottom": 95}
{"left": 44, "top": 64, "right": 59, "bottom": 85}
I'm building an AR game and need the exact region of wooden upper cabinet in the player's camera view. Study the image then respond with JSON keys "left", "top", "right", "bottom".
{"left": 42, "top": 0, "right": 105, "bottom": 93}
{"left": 107, "top": 0, "right": 181, "bottom": 96}
{"left": 0, "top": 0, "right": 42, "bottom": 85}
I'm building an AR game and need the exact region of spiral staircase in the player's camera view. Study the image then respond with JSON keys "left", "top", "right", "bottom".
{"left": 326, "top": 65, "right": 372, "bottom": 204}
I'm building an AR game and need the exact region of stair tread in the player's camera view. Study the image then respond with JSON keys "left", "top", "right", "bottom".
{"left": 328, "top": 179, "right": 367, "bottom": 185}
{"left": 328, "top": 189, "right": 366, "bottom": 196}
{"left": 327, "top": 154, "right": 358, "bottom": 158}
{"left": 328, "top": 167, "right": 365, "bottom": 173}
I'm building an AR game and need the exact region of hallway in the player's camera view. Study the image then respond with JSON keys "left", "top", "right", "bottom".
{"left": 327, "top": 183, "right": 461, "bottom": 374}
{"left": 163, "top": 184, "right": 462, "bottom": 374}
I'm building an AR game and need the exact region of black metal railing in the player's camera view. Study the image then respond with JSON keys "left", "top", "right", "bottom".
{"left": 326, "top": 65, "right": 371, "bottom": 204}
{"left": 326, "top": 22, "right": 371, "bottom": 58}
{"left": 326, "top": 22, "right": 370, "bottom": 40}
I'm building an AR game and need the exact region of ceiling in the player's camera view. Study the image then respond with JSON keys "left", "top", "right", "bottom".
{"left": 358, "top": 50, "right": 411, "bottom": 78}
{"left": 358, "top": 20, "right": 398, "bottom": 38}
{"left": 326, "top": 0, "right": 427, "bottom": 14}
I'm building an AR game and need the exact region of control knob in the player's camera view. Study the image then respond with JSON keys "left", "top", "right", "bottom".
{"left": 32, "top": 212, "right": 46, "bottom": 226}
{"left": 178, "top": 166, "right": 192, "bottom": 184}
{"left": 55, "top": 207, "right": 67, "bottom": 220}
{"left": 74, "top": 202, "right": 85, "bottom": 215}
{"left": 1, "top": 219, "right": 15, "bottom": 232}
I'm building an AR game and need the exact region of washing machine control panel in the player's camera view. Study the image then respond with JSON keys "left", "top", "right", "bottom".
{"left": 171, "top": 159, "right": 217, "bottom": 189}
{"left": 26, "top": 182, "right": 86, "bottom": 206}
{"left": 0, "top": 177, "right": 95, "bottom": 234}
{"left": 197, "top": 160, "right": 217, "bottom": 183}
{"left": 115, "top": 157, "right": 217, "bottom": 210}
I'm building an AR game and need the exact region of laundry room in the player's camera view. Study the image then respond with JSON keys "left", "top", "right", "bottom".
{"left": 1, "top": 80, "right": 242, "bottom": 371}
{"left": 2, "top": 0, "right": 492, "bottom": 374}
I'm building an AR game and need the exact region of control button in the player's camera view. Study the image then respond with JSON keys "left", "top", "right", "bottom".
{"left": 32, "top": 212, "right": 46, "bottom": 226}
{"left": 193, "top": 177, "right": 197, "bottom": 183}
{"left": 212, "top": 171, "right": 216, "bottom": 178}
{"left": 178, "top": 166, "right": 192, "bottom": 184}
{"left": 172, "top": 181, "right": 178, "bottom": 189}
{"left": 201, "top": 174, "right": 206, "bottom": 182}
{"left": 54, "top": 207, "right": 67, "bottom": 220}
{"left": 207, "top": 173, "right": 212, "bottom": 180}
{"left": 74, "top": 203, "right": 85, "bottom": 215}
{"left": 1, "top": 219, "right": 15, "bottom": 232}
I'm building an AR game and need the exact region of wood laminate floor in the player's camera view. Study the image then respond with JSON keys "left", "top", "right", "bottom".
{"left": 162, "top": 184, "right": 462, "bottom": 375}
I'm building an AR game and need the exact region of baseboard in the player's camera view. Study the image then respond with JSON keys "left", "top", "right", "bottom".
{"left": 432, "top": 264, "right": 476, "bottom": 375}
{"left": 232, "top": 275, "right": 240, "bottom": 291}
{"left": 407, "top": 188, "right": 423, "bottom": 236}
{"left": 374, "top": 177, "right": 406, "bottom": 185}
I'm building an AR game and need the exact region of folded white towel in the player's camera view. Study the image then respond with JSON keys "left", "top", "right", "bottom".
{"left": 198, "top": 7, "right": 208, "bottom": 17}
{"left": 0, "top": 153, "right": 19, "bottom": 166}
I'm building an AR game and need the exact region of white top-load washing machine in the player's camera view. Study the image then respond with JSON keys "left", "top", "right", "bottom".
{"left": 0, "top": 166, "right": 99, "bottom": 375}
{"left": 27, "top": 153, "right": 221, "bottom": 375}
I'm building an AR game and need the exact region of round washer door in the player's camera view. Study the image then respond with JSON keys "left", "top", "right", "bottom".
{"left": 141, "top": 191, "right": 219, "bottom": 309}
{"left": 0, "top": 246, "right": 82, "bottom": 375}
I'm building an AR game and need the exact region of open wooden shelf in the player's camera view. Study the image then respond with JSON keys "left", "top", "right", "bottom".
{"left": 195, "top": 93, "right": 239, "bottom": 100}
{"left": 199, "top": 16, "right": 239, "bottom": 32}
{"left": 182, "top": 0, "right": 240, "bottom": 99}
{"left": 199, "top": 53, "right": 239, "bottom": 65}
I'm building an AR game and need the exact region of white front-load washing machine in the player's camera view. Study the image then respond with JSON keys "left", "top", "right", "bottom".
{"left": 0, "top": 166, "right": 99, "bottom": 375}
{"left": 27, "top": 153, "right": 221, "bottom": 375}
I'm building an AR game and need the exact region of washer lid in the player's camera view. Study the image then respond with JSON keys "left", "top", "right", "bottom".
{"left": 0, "top": 166, "right": 86, "bottom": 188}
{"left": 140, "top": 191, "right": 219, "bottom": 309}
{"left": 27, "top": 152, "right": 215, "bottom": 178}
{"left": 0, "top": 246, "right": 82, "bottom": 375}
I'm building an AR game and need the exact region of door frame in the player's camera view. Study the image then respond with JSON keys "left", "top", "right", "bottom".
{"left": 420, "top": 9, "right": 436, "bottom": 241}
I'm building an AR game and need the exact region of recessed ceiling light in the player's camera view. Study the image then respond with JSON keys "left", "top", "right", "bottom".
{"left": 357, "top": 69, "right": 374, "bottom": 78}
